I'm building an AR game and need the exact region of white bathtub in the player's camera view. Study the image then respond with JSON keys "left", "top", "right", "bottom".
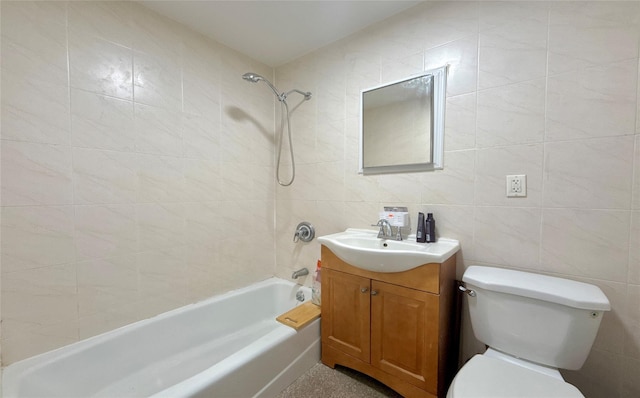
{"left": 3, "top": 278, "right": 321, "bottom": 398}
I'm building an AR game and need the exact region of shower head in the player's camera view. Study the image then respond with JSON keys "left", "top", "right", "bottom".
{"left": 242, "top": 72, "right": 263, "bottom": 83}
{"left": 242, "top": 72, "right": 282, "bottom": 99}
{"left": 242, "top": 72, "right": 312, "bottom": 102}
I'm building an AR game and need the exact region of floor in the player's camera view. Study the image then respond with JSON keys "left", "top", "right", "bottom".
{"left": 276, "top": 362, "right": 403, "bottom": 398}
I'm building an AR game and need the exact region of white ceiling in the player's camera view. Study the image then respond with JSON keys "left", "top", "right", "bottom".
{"left": 139, "top": 1, "right": 423, "bottom": 67}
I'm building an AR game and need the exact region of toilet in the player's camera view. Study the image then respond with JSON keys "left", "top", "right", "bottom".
{"left": 448, "top": 266, "right": 610, "bottom": 398}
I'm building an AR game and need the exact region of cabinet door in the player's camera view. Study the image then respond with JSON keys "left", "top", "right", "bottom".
{"left": 322, "top": 269, "right": 371, "bottom": 362}
{"left": 370, "top": 280, "right": 439, "bottom": 393}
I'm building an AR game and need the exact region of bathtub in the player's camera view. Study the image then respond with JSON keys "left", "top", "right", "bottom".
{"left": 3, "top": 278, "right": 321, "bottom": 398}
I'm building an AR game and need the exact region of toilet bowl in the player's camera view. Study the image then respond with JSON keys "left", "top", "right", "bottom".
{"left": 447, "top": 266, "right": 610, "bottom": 398}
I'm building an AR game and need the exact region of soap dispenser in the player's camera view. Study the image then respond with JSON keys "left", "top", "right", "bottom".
{"left": 416, "top": 212, "right": 426, "bottom": 243}
{"left": 425, "top": 213, "right": 436, "bottom": 243}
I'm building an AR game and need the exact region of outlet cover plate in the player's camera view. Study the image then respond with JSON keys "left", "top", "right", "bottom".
{"left": 506, "top": 174, "right": 527, "bottom": 197}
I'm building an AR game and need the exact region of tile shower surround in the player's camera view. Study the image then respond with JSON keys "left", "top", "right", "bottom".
{"left": 1, "top": 1, "right": 639, "bottom": 397}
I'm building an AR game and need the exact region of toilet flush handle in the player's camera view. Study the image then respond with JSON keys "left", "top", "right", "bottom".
{"left": 459, "top": 285, "right": 476, "bottom": 297}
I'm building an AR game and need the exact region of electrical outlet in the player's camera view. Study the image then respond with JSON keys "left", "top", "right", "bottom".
{"left": 506, "top": 175, "right": 527, "bottom": 197}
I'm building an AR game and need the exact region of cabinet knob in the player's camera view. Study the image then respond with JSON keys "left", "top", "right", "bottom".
{"left": 360, "top": 287, "right": 369, "bottom": 293}
{"left": 371, "top": 290, "right": 379, "bottom": 296}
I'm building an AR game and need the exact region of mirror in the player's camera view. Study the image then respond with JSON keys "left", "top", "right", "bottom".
{"left": 359, "top": 65, "right": 447, "bottom": 174}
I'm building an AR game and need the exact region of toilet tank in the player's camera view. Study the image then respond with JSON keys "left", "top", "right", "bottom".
{"left": 463, "top": 266, "right": 610, "bottom": 370}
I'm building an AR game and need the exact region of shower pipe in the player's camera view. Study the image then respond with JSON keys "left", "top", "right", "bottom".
{"left": 242, "top": 72, "right": 312, "bottom": 186}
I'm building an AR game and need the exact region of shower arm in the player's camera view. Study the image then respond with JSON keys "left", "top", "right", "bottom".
{"left": 284, "top": 89, "right": 312, "bottom": 101}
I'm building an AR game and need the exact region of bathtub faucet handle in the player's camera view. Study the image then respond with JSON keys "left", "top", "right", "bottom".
{"left": 293, "top": 221, "right": 315, "bottom": 243}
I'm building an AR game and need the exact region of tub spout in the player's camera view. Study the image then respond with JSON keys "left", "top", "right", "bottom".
{"left": 291, "top": 268, "right": 309, "bottom": 279}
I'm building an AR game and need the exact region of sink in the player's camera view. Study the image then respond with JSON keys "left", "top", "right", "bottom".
{"left": 317, "top": 228, "right": 459, "bottom": 273}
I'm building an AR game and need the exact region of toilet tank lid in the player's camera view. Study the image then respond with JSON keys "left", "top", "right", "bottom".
{"left": 463, "top": 266, "right": 611, "bottom": 311}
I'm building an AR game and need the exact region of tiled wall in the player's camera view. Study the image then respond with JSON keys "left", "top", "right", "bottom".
{"left": 1, "top": 1, "right": 277, "bottom": 364}
{"left": 274, "top": 2, "right": 640, "bottom": 397}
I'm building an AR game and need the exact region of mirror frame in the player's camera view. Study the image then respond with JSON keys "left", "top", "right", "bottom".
{"left": 359, "top": 65, "right": 447, "bottom": 174}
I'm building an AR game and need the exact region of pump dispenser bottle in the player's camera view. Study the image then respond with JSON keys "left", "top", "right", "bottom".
{"left": 416, "top": 212, "right": 426, "bottom": 243}
{"left": 425, "top": 213, "right": 436, "bottom": 243}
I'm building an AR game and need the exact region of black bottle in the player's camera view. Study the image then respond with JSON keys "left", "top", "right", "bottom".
{"left": 425, "top": 213, "right": 436, "bottom": 243}
{"left": 416, "top": 212, "right": 426, "bottom": 243}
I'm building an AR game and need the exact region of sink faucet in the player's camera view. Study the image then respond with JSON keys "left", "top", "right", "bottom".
{"left": 372, "top": 219, "right": 394, "bottom": 239}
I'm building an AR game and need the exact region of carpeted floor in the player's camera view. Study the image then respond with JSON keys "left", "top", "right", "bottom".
{"left": 275, "top": 363, "right": 403, "bottom": 398}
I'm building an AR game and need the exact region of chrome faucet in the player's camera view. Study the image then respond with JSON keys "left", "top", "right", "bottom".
{"left": 291, "top": 268, "right": 309, "bottom": 279}
{"left": 372, "top": 219, "right": 394, "bottom": 239}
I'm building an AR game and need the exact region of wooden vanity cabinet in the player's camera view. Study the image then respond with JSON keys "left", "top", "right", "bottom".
{"left": 321, "top": 246, "right": 457, "bottom": 398}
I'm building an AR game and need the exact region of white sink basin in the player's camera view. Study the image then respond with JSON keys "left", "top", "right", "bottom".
{"left": 318, "top": 228, "right": 459, "bottom": 273}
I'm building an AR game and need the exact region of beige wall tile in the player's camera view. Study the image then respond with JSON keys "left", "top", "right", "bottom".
{"left": 546, "top": 61, "right": 637, "bottom": 141}
{"left": 541, "top": 209, "right": 630, "bottom": 282}
{"left": 74, "top": 205, "right": 138, "bottom": 261}
{"left": 630, "top": 211, "right": 640, "bottom": 284}
{"left": 633, "top": 135, "right": 640, "bottom": 209}
{"left": 476, "top": 79, "right": 545, "bottom": 148}
{"left": 562, "top": 349, "right": 623, "bottom": 398}
{"left": 71, "top": 90, "right": 135, "bottom": 152}
{"left": 316, "top": 119, "right": 345, "bottom": 164}
{"left": 478, "top": 4, "right": 547, "bottom": 90}
{"left": 625, "top": 284, "right": 640, "bottom": 361}
{"left": 73, "top": 148, "right": 138, "bottom": 204}
{"left": 420, "top": 150, "right": 476, "bottom": 205}
{"left": 68, "top": 1, "right": 132, "bottom": 47}
{"left": 1, "top": 141, "right": 72, "bottom": 205}
{"left": 185, "top": 201, "right": 226, "bottom": 248}
{"left": 2, "top": 264, "right": 78, "bottom": 339}
{"left": 183, "top": 158, "right": 221, "bottom": 202}
{"left": 186, "top": 243, "right": 222, "bottom": 302}
{"left": 1, "top": 1, "right": 67, "bottom": 83}
{"left": 134, "top": 103, "right": 182, "bottom": 156}
{"left": 1, "top": 73, "right": 69, "bottom": 145}
{"left": 580, "top": 279, "right": 627, "bottom": 355}
{"left": 137, "top": 246, "right": 188, "bottom": 316}
{"left": 415, "top": 1, "right": 479, "bottom": 52}
{"left": 445, "top": 93, "right": 476, "bottom": 151}
{"left": 1, "top": 9, "right": 69, "bottom": 143}
{"left": 472, "top": 206, "right": 542, "bottom": 269}
{"left": 548, "top": 2, "right": 640, "bottom": 76}
{"left": 77, "top": 255, "right": 138, "bottom": 318}
{"left": 137, "top": 203, "right": 185, "bottom": 252}
{"left": 133, "top": 50, "right": 182, "bottom": 111}
{"left": 183, "top": 75, "right": 221, "bottom": 118}
{"left": 543, "top": 136, "right": 635, "bottom": 210}
{"left": 182, "top": 113, "right": 221, "bottom": 160}
{"left": 1, "top": 206, "right": 75, "bottom": 273}
{"left": 381, "top": 53, "right": 423, "bottom": 83}
{"left": 622, "top": 356, "right": 640, "bottom": 398}
{"left": 137, "top": 154, "right": 184, "bottom": 203}
{"left": 69, "top": 34, "right": 133, "bottom": 100}
{"left": 131, "top": 3, "right": 183, "bottom": 58}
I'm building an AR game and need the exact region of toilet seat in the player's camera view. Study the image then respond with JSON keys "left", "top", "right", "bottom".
{"left": 447, "top": 354, "right": 584, "bottom": 398}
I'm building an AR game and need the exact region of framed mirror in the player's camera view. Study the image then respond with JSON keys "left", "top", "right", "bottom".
{"left": 359, "top": 65, "right": 447, "bottom": 174}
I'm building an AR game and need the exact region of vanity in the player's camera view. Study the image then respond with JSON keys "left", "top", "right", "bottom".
{"left": 318, "top": 229, "right": 460, "bottom": 398}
